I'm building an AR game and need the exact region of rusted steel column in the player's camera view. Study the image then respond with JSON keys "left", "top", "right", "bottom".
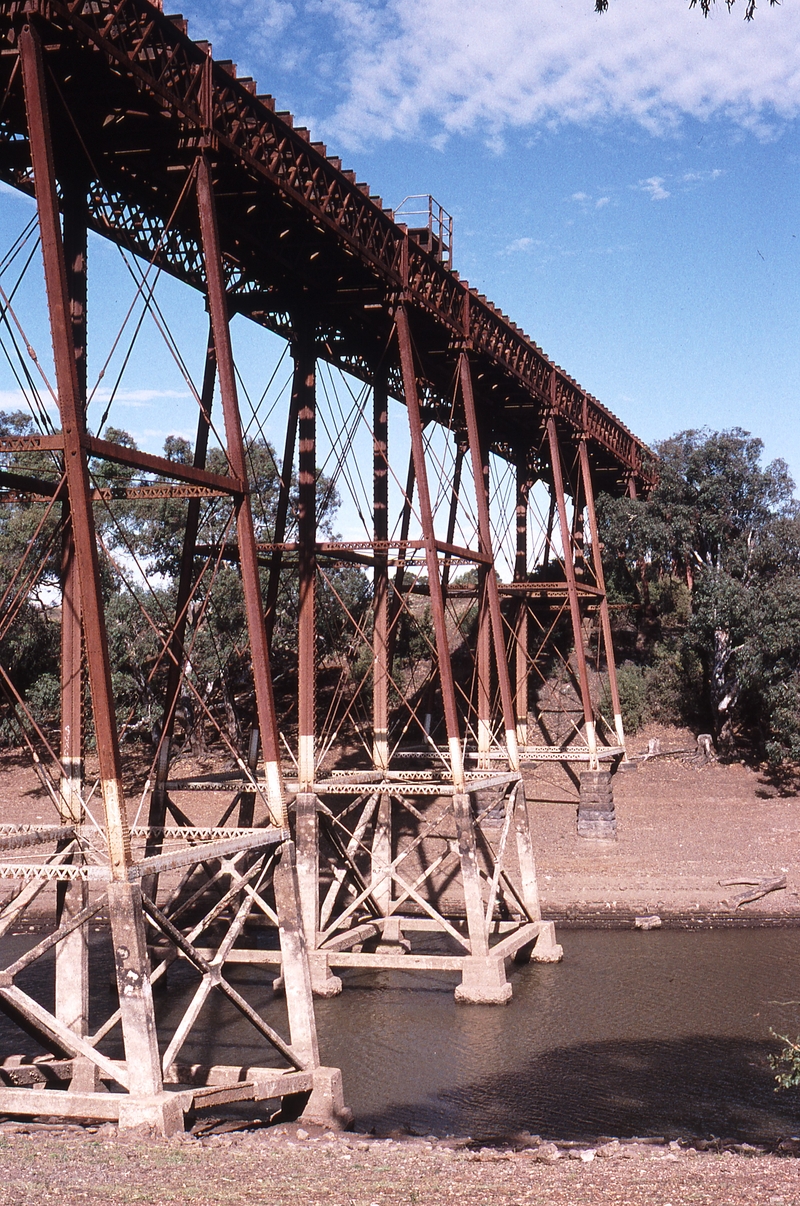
{"left": 264, "top": 354, "right": 303, "bottom": 646}
{"left": 21, "top": 25, "right": 163, "bottom": 1098}
{"left": 387, "top": 448, "right": 415, "bottom": 672}
{"left": 56, "top": 173, "right": 87, "bottom": 1047}
{"left": 422, "top": 437, "right": 464, "bottom": 737}
{"left": 544, "top": 492, "right": 556, "bottom": 569}
{"left": 372, "top": 374, "right": 389, "bottom": 773}
{"left": 294, "top": 324, "right": 317, "bottom": 792}
{"left": 458, "top": 353, "right": 520, "bottom": 772}
{"left": 514, "top": 457, "right": 529, "bottom": 746}
{"left": 195, "top": 155, "right": 286, "bottom": 825}
{"left": 476, "top": 568, "right": 491, "bottom": 767}
{"left": 372, "top": 376, "right": 392, "bottom": 915}
{"left": 579, "top": 440, "right": 626, "bottom": 755}
{"left": 20, "top": 25, "right": 131, "bottom": 878}
{"left": 60, "top": 181, "right": 85, "bottom": 822}
{"left": 146, "top": 329, "right": 216, "bottom": 868}
{"left": 441, "top": 440, "right": 465, "bottom": 594}
{"left": 546, "top": 409, "right": 598, "bottom": 768}
{"left": 395, "top": 306, "right": 465, "bottom": 789}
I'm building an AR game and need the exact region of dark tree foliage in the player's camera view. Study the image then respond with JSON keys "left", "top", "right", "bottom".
{"left": 597, "top": 428, "right": 800, "bottom": 764}
{"left": 0, "top": 412, "right": 369, "bottom": 757}
{"left": 595, "top": 0, "right": 780, "bottom": 18}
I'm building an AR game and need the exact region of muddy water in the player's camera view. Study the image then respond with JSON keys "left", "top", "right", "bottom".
{"left": 3, "top": 929, "right": 800, "bottom": 1142}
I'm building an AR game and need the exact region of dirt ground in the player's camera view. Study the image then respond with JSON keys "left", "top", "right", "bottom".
{"left": 525, "top": 723, "right": 800, "bottom": 926}
{"left": 0, "top": 1123, "right": 798, "bottom": 1206}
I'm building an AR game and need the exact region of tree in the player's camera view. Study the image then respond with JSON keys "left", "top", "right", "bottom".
{"left": 0, "top": 410, "right": 370, "bottom": 758}
{"left": 597, "top": 428, "right": 800, "bottom": 761}
{"left": 595, "top": 1, "right": 780, "bottom": 17}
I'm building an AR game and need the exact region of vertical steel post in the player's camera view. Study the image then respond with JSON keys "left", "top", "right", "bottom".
{"left": 546, "top": 406, "right": 598, "bottom": 768}
{"left": 294, "top": 325, "right": 317, "bottom": 793}
{"left": 56, "top": 172, "right": 87, "bottom": 1050}
{"left": 387, "top": 449, "right": 415, "bottom": 672}
{"left": 146, "top": 328, "right": 216, "bottom": 873}
{"left": 373, "top": 373, "right": 389, "bottom": 772}
{"left": 372, "top": 375, "right": 392, "bottom": 914}
{"left": 395, "top": 306, "right": 465, "bottom": 788}
{"left": 579, "top": 439, "right": 626, "bottom": 755}
{"left": 514, "top": 456, "right": 529, "bottom": 747}
{"left": 264, "top": 356, "right": 302, "bottom": 646}
{"left": 476, "top": 568, "right": 491, "bottom": 767}
{"left": 458, "top": 354, "right": 520, "bottom": 771}
{"left": 20, "top": 25, "right": 162, "bottom": 1097}
{"left": 195, "top": 155, "right": 286, "bottom": 825}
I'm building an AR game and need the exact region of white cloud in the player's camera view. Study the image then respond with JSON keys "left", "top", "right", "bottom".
{"left": 595, "top": 196, "right": 611, "bottom": 208}
{"left": 504, "top": 237, "right": 542, "bottom": 254}
{"left": 640, "top": 176, "right": 671, "bottom": 201}
{"left": 309, "top": 0, "right": 800, "bottom": 147}
{"left": 92, "top": 388, "right": 191, "bottom": 407}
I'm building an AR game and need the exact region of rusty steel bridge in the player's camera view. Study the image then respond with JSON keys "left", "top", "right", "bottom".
{"left": 0, "top": 0, "right": 652, "bottom": 1133}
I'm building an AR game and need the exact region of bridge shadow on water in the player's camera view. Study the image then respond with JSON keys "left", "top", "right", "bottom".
{"left": 358, "top": 1034, "right": 800, "bottom": 1143}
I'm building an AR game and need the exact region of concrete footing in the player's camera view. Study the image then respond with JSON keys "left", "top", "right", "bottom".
{"left": 577, "top": 770, "right": 616, "bottom": 839}
{"left": 374, "top": 916, "right": 411, "bottom": 953}
{"left": 300, "top": 1066, "right": 353, "bottom": 1129}
{"left": 118, "top": 1091, "right": 191, "bottom": 1136}
{"left": 455, "top": 956, "right": 513, "bottom": 1005}
{"left": 308, "top": 950, "right": 343, "bottom": 998}
{"left": 529, "top": 920, "right": 564, "bottom": 963}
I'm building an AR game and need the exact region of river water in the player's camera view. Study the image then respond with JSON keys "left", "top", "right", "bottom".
{"left": 3, "top": 928, "right": 800, "bottom": 1142}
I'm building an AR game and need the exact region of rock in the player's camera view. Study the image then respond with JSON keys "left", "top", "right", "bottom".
{"left": 635, "top": 915, "right": 662, "bottom": 930}
{"left": 532, "top": 1142, "right": 561, "bottom": 1162}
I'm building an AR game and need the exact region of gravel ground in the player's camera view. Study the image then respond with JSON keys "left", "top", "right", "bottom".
{"left": 0, "top": 1123, "right": 798, "bottom": 1206}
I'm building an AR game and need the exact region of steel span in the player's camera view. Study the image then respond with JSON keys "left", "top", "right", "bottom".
{"left": 0, "top": 0, "right": 652, "bottom": 1129}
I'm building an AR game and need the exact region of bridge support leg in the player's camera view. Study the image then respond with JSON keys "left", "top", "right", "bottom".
{"left": 296, "top": 792, "right": 341, "bottom": 996}
{"left": 453, "top": 792, "right": 511, "bottom": 1004}
{"left": 546, "top": 408, "right": 599, "bottom": 771}
{"left": 196, "top": 153, "right": 287, "bottom": 827}
{"left": 22, "top": 20, "right": 167, "bottom": 1117}
{"left": 579, "top": 440, "right": 627, "bottom": 760}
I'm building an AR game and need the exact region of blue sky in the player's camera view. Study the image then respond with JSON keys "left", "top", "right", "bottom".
{"left": 176, "top": 0, "right": 800, "bottom": 484}
{"left": 2, "top": 0, "right": 799, "bottom": 492}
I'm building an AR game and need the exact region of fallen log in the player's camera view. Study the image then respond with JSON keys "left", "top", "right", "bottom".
{"left": 720, "top": 875, "right": 787, "bottom": 909}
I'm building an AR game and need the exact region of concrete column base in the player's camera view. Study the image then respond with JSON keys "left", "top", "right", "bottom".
{"left": 300, "top": 1066, "right": 353, "bottom": 1130}
{"left": 455, "top": 956, "right": 512, "bottom": 1005}
{"left": 118, "top": 1091, "right": 190, "bottom": 1136}
{"left": 530, "top": 920, "right": 564, "bottom": 963}
{"left": 309, "top": 950, "right": 343, "bottom": 998}
{"left": 375, "top": 916, "right": 411, "bottom": 953}
{"left": 577, "top": 770, "right": 616, "bottom": 840}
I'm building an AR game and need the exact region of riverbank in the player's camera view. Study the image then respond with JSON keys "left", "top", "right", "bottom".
{"left": 527, "top": 724, "right": 800, "bottom": 925}
{"left": 0, "top": 1121, "right": 798, "bottom": 1206}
